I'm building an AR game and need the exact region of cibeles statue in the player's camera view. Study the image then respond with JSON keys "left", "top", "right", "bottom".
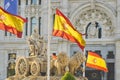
{"left": 27, "top": 28, "right": 47, "bottom": 57}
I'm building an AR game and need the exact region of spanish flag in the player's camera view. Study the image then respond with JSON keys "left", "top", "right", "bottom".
{"left": 0, "top": 7, "right": 26, "bottom": 38}
{"left": 86, "top": 51, "right": 108, "bottom": 72}
{"left": 52, "top": 8, "right": 86, "bottom": 51}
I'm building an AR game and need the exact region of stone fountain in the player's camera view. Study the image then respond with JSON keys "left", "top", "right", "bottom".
{"left": 6, "top": 28, "right": 88, "bottom": 80}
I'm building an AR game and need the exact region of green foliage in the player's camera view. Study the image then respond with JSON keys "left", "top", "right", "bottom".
{"left": 61, "top": 72, "right": 76, "bottom": 80}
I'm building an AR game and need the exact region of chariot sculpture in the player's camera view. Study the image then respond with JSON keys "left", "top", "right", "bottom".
{"left": 6, "top": 28, "right": 88, "bottom": 80}
{"left": 15, "top": 28, "right": 47, "bottom": 77}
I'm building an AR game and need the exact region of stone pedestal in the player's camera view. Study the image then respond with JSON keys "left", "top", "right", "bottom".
{"left": 6, "top": 75, "right": 87, "bottom": 80}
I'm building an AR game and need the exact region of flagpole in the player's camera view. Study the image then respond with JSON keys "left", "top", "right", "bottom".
{"left": 83, "top": 49, "right": 86, "bottom": 77}
{"left": 47, "top": 0, "right": 51, "bottom": 80}
{"left": 82, "top": 36, "right": 86, "bottom": 77}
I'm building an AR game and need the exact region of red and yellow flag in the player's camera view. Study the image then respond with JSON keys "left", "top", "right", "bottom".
{"left": 0, "top": 7, "right": 27, "bottom": 38}
{"left": 52, "top": 8, "right": 86, "bottom": 51}
{"left": 86, "top": 51, "right": 108, "bottom": 72}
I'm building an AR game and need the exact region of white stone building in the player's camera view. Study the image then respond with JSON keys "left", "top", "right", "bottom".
{"left": 0, "top": 0, "right": 119, "bottom": 80}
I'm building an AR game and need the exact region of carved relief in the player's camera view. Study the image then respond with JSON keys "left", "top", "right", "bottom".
{"left": 25, "top": 5, "right": 41, "bottom": 16}
{"left": 73, "top": 8, "right": 114, "bottom": 38}
{"left": 87, "top": 22, "right": 98, "bottom": 38}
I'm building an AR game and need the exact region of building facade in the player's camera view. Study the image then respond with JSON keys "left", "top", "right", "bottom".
{"left": 0, "top": 0, "right": 120, "bottom": 80}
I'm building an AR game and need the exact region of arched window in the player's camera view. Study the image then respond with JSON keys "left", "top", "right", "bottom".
{"left": 107, "top": 51, "right": 114, "bottom": 59}
{"left": 85, "top": 22, "right": 102, "bottom": 39}
{"left": 39, "top": 17, "right": 41, "bottom": 35}
{"left": 25, "top": 17, "right": 28, "bottom": 36}
{"left": 4, "top": 32, "right": 13, "bottom": 37}
{"left": 31, "top": 17, "right": 37, "bottom": 34}
{"left": 31, "top": 0, "right": 37, "bottom": 5}
{"left": 26, "top": 0, "right": 28, "bottom": 5}
{"left": 39, "top": 0, "right": 41, "bottom": 5}
{"left": 18, "top": 0, "right": 21, "bottom": 5}
{"left": 107, "top": 51, "right": 115, "bottom": 80}
{"left": 4, "top": 31, "right": 7, "bottom": 36}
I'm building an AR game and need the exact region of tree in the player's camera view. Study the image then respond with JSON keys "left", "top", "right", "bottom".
{"left": 61, "top": 72, "right": 76, "bottom": 80}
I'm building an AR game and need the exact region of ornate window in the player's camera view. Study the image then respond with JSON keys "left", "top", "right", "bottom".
{"left": 25, "top": 17, "right": 28, "bottom": 36}
{"left": 107, "top": 51, "right": 114, "bottom": 59}
{"left": 31, "top": 0, "right": 37, "bottom": 5}
{"left": 107, "top": 51, "right": 115, "bottom": 80}
{"left": 30, "top": 17, "right": 37, "bottom": 34}
{"left": 39, "top": 17, "right": 41, "bottom": 35}
{"left": 4, "top": 31, "right": 7, "bottom": 36}
{"left": 73, "top": 9, "right": 113, "bottom": 39}
{"left": 26, "top": 0, "right": 28, "bottom": 5}
{"left": 18, "top": 0, "right": 21, "bottom": 5}
{"left": 86, "top": 22, "right": 102, "bottom": 39}
{"left": 4, "top": 32, "right": 13, "bottom": 37}
{"left": 107, "top": 63, "right": 114, "bottom": 80}
{"left": 39, "top": 0, "right": 41, "bottom": 5}
{"left": 53, "top": 14, "right": 55, "bottom": 24}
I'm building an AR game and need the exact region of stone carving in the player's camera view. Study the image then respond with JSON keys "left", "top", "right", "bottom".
{"left": 25, "top": 5, "right": 41, "bottom": 16}
{"left": 104, "top": 26, "right": 113, "bottom": 37}
{"left": 14, "top": 28, "right": 48, "bottom": 78}
{"left": 87, "top": 22, "right": 98, "bottom": 38}
{"left": 68, "top": 52, "right": 86, "bottom": 75}
{"left": 7, "top": 51, "right": 87, "bottom": 80}
{"left": 15, "top": 57, "right": 29, "bottom": 76}
{"left": 27, "top": 28, "right": 47, "bottom": 57}
{"left": 50, "top": 52, "right": 69, "bottom": 76}
{"left": 30, "top": 59, "right": 41, "bottom": 76}
{"left": 73, "top": 8, "right": 114, "bottom": 38}
{"left": 6, "top": 28, "right": 87, "bottom": 80}
{"left": 15, "top": 55, "right": 47, "bottom": 77}
{"left": 50, "top": 52, "right": 86, "bottom": 76}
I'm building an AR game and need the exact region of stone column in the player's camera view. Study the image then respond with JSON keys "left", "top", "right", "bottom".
{"left": 115, "top": 0, "right": 120, "bottom": 80}
{"left": 21, "top": 0, "right": 26, "bottom": 37}
{"left": 27, "top": 17, "right": 31, "bottom": 36}
{"left": 3, "top": 50, "right": 8, "bottom": 80}
{"left": 41, "top": 1, "right": 48, "bottom": 37}
{"left": 115, "top": 41, "right": 120, "bottom": 80}
{"left": 115, "top": 0, "right": 120, "bottom": 39}
{"left": 0, "top": 50, "right": 6, "bottom": 79}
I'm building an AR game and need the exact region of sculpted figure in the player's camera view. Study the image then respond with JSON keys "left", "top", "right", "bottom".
{"left": 27, "top": 28, "right": 46, "bottom": 56}
{"left": 27, "top": 37, "right": 36, "bottom": 56}
{"left": 68, "top": 52, "right": 86, "bottom": 75}
{"left": 50, "top": 52, "right": 69, "bottom": 76}
{"left": 87, "top": 22, "right": 98, "bottom": 38}
{"left": 104, "top": 26, "right": 113, "bottom": 37}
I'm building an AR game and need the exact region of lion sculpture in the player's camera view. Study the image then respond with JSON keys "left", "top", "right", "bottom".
{"left": 68, "top": 52, "right": 86, "bottom": 75}
{"left": 50, "top": 52, "right": 69, "bottom": 76}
